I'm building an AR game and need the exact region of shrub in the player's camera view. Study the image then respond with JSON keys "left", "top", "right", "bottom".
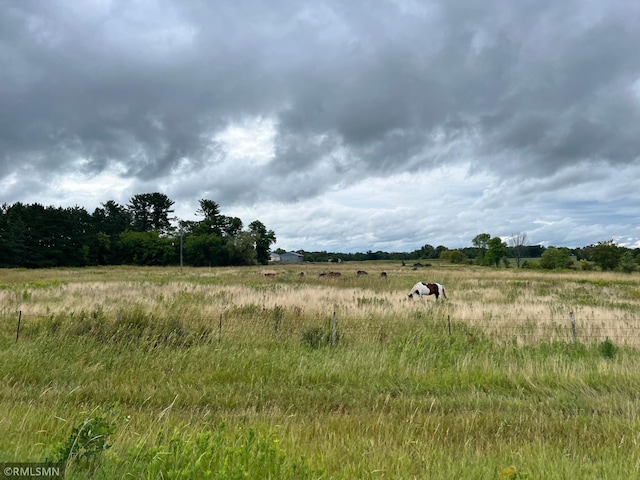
{"left": 580, "top": 260, "right": 594, "bottom": 271}
{"left": 540, "top": 247, "right": 570, "bottom": 269}
{"left": 50, "top": 406, "right": 121, "bottom": 473}
{"left": 598, "top": 337, "right": 618, "bottom": 359}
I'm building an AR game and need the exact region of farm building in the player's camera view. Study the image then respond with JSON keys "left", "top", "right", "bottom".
{"left": 278, "top": 251, "right": 304, "bottom": 263}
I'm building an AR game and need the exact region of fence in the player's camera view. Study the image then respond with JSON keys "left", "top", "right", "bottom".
{"left": 4, "top": 308, "right": 638, "bottom": 349}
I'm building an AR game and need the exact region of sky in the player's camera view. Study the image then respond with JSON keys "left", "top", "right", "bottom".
{"left": 1, "top": 0, "right": 639, "bottom": 253}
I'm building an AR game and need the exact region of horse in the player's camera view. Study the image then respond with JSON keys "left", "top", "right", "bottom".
{"left": 320, "top": 271, "right": 342, "bottom": 278}
{"left": 407, "top": 282, "right": 447, "bottom": 300}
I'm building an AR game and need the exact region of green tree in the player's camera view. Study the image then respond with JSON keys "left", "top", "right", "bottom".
{"left": 92, "top": 201, "right": 131, "bottom": 264}
{"left": 486, "top": 237, "right": 508, "bottom": 267}
{"left": 128, "top": 193, "right": 175, "bottom": 235}
{"left": 117, "top": 231, "right": 176, "bottom": 265}
{"left": 226, "top": 231, "right": 257, "bottom": 265}
{"left": 0, "top": 203, "right": 30, "bottom": 267}
{"left": 61, "top": 205, "right": 94, "bottom": 266}
{"left": 439, "top": 249, "right": 467, "bottom": 264}
{"left": 249, "top": 220, "right": 276, "bottom": 265}
{"left": 183, "top": 234, "right": 226, "bottom": 266}
{"left": 590, "top": 240, "right": 622, "bottom": 271}
{"left": 619, "top": 250, "right": 637, "bottom": 273}
{"left": 472, "top": 233, "right": 491, "bottom": 264}
{"left": 540, "top": 247, "right": 571, "bottom": 269}
{"left": 418, "top": 244, "right": 436, "bottom": 259}
{"left": 92, "top": 201, "right": 132, "bottom": 237}
{"left": 194, "top": 199, "right": 243, "bottom": 237}
{"left": 194, "top": 199, "right": 224, "bottom": 235}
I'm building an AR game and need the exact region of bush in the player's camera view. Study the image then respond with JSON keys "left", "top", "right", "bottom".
{"left": 598, "top": 337, "right": 618, "bottom": 359}
{"left": 49, "top": 406, "right": 121, "bottom": 474}
{"left": 580, "top": 260, "right": 594, "bottom": 271}
{"left": 540, "top": 247, "right": 571, "bottom": 269}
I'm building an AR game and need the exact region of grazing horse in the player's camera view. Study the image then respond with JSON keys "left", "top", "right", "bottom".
{"left": 320, "top": 271, "right": 342, "bottom": 278}
{"left": 407, "top": 282, "right": 447, "bottom": 300}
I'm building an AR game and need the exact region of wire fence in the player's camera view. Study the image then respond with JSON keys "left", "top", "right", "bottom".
{"left": 4, "top": 309, "right": 638, "bottom": 349}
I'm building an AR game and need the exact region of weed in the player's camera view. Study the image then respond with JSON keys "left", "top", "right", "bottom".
{"left": 498, "top": 465, "right": 533, "bottom": 479}
{"left": 598, "top": 337, "right": 618, "bottom": 359}
{"left": 122, "top": 424, "right": 318, "bottom": 479}
{"left": 301, "top": 326, "right": 331, "bottom": 348}
{"left": 49, "top": 406, "right": 122, "bottom": 473}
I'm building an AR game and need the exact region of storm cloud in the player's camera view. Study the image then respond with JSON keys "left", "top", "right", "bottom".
{"left": 1, "top": 0, "right": 639, "bottom": 251}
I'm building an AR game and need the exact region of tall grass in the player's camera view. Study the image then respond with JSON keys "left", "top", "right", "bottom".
{"left": 1, "top": 263, "right": 640, "bottom": 478}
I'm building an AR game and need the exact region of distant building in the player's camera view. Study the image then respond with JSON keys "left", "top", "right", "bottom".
{"left": 279, "top": 251, "right": 304, "bottom": 263}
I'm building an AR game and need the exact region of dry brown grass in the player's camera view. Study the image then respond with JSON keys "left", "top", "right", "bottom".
{"left": 2, "top": 262, "right": 639, "bottom": 345}
{"left": 3, "top": 263, "right": 640, "bottom": 478}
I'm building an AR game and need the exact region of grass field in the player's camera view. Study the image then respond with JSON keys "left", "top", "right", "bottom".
{"left": 1, "top": 262, "right": 640, "bottom": 478}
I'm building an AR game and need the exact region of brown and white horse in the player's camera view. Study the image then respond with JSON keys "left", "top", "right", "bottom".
{"left": 407, "top": 282, "right": 447, "bottom": 300}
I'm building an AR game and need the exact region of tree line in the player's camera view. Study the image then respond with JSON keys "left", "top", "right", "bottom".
{"left": 2, "top": 199, "right": 638, "bottom": 272}
{"left": 291, "top": 233, "right": 640, "bottom": 273}
{"left": 461, "top": 233, "right": 640, "bottom": 272}
{"left": 0, "top": 193, "right": 276, "bottom": 268}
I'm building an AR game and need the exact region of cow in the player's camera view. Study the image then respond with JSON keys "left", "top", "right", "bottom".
{"left": 357, "top": 270, "right": 368, "bottom": 276}
{"left": 407, "top": 282, "right": 447, "bottom": 300}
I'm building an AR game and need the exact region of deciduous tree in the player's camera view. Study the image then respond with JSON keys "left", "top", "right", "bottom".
{"left": 589, "top": 240, "right": 622, "bottom": 271}
{"left": 486, "top": 237, "right": 508, "bottom": 267}
{"left": 508, "top": 232, "right": 528, "bottom": 268}
{"left": 249, "top": 220, "right": 277, "bottom": 265}
{"left": 540, "top": 247, "right": 570, "bottom": 269}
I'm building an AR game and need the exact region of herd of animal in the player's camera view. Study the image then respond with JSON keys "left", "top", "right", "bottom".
{"left": 264, "top": 270, "right": 447, "bottom": 301}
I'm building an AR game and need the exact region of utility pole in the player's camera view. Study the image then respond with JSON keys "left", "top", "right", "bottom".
{"left": 171, "top": 216, "right": 184, "bottom": 269}
{"left": 179, "top": 223, "right": 183, "bottom": 269}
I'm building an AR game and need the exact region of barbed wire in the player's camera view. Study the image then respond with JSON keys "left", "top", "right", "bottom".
{"left": 4, "top": 311, "right": 638, "bottom": 347}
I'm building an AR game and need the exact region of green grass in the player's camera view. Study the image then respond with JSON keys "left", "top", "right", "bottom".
{"left": 1, "top": 264, "right": 640, "bottom": 478}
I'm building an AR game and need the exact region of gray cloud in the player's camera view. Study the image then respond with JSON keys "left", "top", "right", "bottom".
{"left": 1, "top": 0, "right": 639, "bottom": 250}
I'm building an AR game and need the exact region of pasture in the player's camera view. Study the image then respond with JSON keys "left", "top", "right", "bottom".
{"left": 1, "top": 262, "right": 640, "bottom": 478}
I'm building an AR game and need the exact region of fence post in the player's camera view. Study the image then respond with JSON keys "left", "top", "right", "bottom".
{"left": 570, "top": 310, "right": 576, "bottom": 344}
{"left": 447, "top": 315, "right": 451, "bottom": 335}
{"left": 218, "top": 313, "right": 223, "bottom": 343}
{"left": 274, "top": 305, "right": 282, "bottom": 334}
{"left": 16, "top": 310, "right": 22, "bottom": 342}
{"left": 331, "top": 311, "right": 338, "bottom": 347}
